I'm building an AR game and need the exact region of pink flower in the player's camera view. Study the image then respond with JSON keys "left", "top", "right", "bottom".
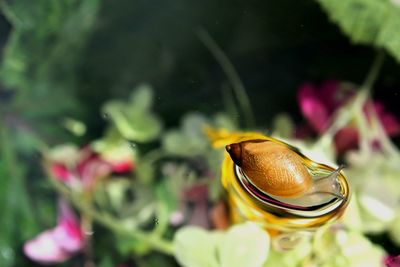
{"left": 107, "top": 159, "right": 133, "bottom": 173}
{"left": 24, "top": 200, "right": 84, "bottom": 264}
{"left": 385, "top": 255, "right": 400, "bottom": 267}
{"left": 49, "top": 147, "right": 133, "bottom": 190}
{"left": 183, "top": 184, "right": 210, "bottom": 228}
{"left": 297, "top": 80, "right": 400, "bottom": 154}
{"left": 168, "top": 183, "right": 210, "bottom": 228}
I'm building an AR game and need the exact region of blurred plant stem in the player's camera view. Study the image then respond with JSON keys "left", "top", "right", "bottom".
{"left": 361, "top": 50, "right": 385, "bottom": 93}
{"left": 314, "top": 50, "right": 387, "bottom": 153}
{"left": 82, "top": 193, "right": 95, "bottom": 267}
{"left": 197, "top": 28, "right": 255, "bottom": 128}
{"left": 49, "top": 178, "right": 174, "bottom": 256}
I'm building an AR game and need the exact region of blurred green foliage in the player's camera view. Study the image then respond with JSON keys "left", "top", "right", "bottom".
{"left": 0, "top": 0, "right": 100, "bottom": 92}
{"left": 316, "top": 0, "right": 400, "bottom": 62}
{"left": 0, "top": 0, "right": 400, "bottom": 266}
{"left": 0, "top": 0, "right": 101, "bottom": 266}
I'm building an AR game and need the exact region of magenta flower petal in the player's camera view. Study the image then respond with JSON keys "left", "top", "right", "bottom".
{"left": 373, "top": 102, "right": 400, "bottom": 136}
{"left": 52, "top": 224, "right": 83, "bottom": 254}
{"left": 183, "top": 184, "right": 208, "bottom": 202}
{"left": 50, "top": 164, "right": 70, "bottom": 182}
{"left": 334, "top": 127, "right": 359, "bottom": 154}
{"left": 24, "top": 229, "right": 71, "bottom": 264}
{"left": 297, "top": 80, "right": 400, "bottom": 155}
{"left": 385, "top": 255, "right": 400, "bottom": 267}
{"left": 298, "top": 83, "right": 329, "bottom": 133}
{"left": 80, "top": 158, "right": 111, "bottom": 189}
{"left": 55, "top": 201, "right": 84, "bottom": 253}
{"left": 110, "top": 160, "right": 134, "bottom": 173}
{"left": 319, "top": 80, "right": 342, "bottom": 112}
{"left": 381, "top": 114, "right": 400, "bottom": 136}
{"left": 23, "top": 201, "right": 84, "bottom": 264}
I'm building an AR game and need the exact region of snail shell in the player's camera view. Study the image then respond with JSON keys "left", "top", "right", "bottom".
{"left": 226, "top": 139, "right": 312, "bottom": 198}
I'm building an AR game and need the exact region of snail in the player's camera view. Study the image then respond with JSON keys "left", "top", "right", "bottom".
{"left": 226, "top": 139, "right": 344, "bottom": 199}
{"left": 205, "top": 127, "right": 350, "bottom": 236}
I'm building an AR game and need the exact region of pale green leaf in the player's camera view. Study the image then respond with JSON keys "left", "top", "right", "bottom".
{"left": 219, "top": 223, "right": 270, "bottom": 267}
{"left": 91, "top": 128, "right": 136, "bottom": 165}
{"left": 173, "top": 223, "right": 270, "bottom": 267}
{"left": 173, "top": 227, "right": 222, "bottom": 267}
{"left": 388, "top": 210, "right": 400, "bottom": 245}
{"left": 336, "top": 231, "right": 386, "bottom": 267}
{"left": 102, "top": 86, "right": 162, "bottom": 142}
{"left": 313, "top": 227, "right": 386, "bottom": 267}
{"left": 213, "top": 113, "right": 237, "bottom": 131}
{"left": 129, "top": 83, "right": 154, "bottom": 112}
{"left": 162, "top": 113, "right": 209, "bottom": 156}
{"left": 316, "top": 0, "right": 400, "bottom": 62}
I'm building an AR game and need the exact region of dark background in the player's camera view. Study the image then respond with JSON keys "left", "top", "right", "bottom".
{"left": 2, "top": 0, "right": 398, "bottom": 137}
{"left": 76, "top": 0, "right": 400, "bottom": 131}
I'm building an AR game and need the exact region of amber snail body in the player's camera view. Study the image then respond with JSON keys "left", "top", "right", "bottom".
{"left": 226, "top": 139, "right": 344, "bottom": 200}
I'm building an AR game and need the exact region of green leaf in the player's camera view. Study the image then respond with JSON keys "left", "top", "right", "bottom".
{"left": 218, "top": 223, "right": 270, "bottom": 267}
{"left": 312, "top": 227, "right": 386, "bottom": 267}
{"left": 173, "top": 223, "right": 270, "bottom": 267}
{"left": 91, "top": 127, "right": 136, "bottom": 168}
{"left": 337, "top": 231, "right": 386, "bottom": 267}
{"left": 0, "top": 0, "right": 101, "bottom": 90}
{"left": 263, "top": 238, "right": 312, "bottom": 267}
{"left": 129, "top": 83, "right": 154, "bottom": 112}
{"left": 173, "top": 227, "right": 222, "bottom": 267}
{"left": 315, "top": 0, "right": 400, "bottom": 62}
{"left": 212, "top": 113, "right": 237, "bottom": 131}
{"left": 162, "top": 113, "right": 209, "bottom": 156}
{"left": 103, "top": 85, "right": 162, "bottom": 142}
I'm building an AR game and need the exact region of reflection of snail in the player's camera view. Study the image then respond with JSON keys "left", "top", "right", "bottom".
{"left": 226, "top": 139, "right": 344, "bottom": 199}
